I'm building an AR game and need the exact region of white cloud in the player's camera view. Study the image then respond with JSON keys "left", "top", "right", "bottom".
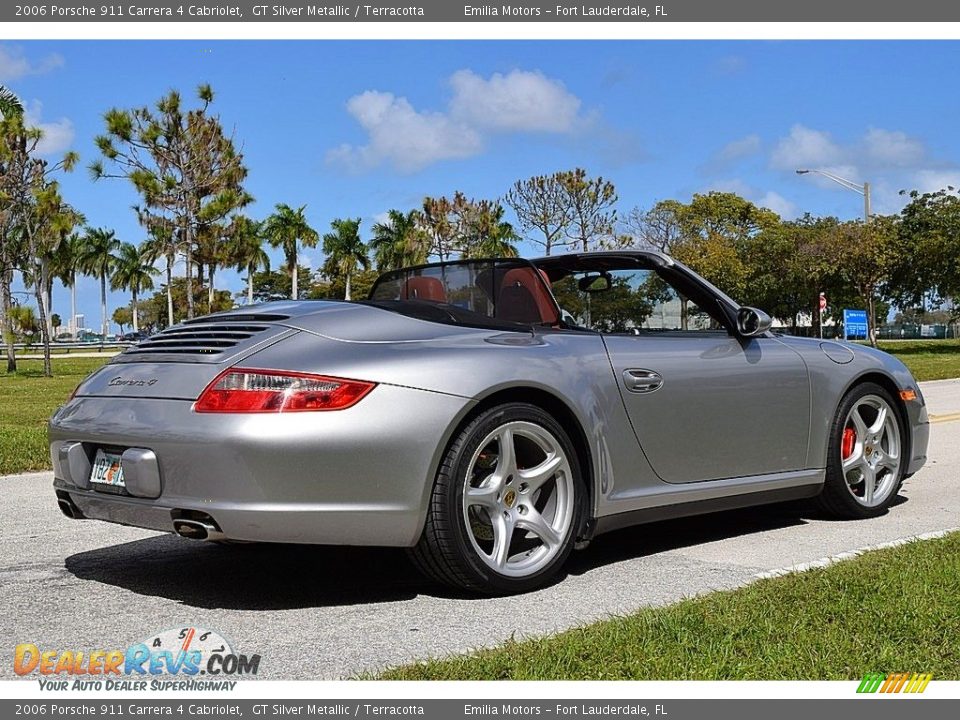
{"left": 371, "top": 210, "right": 392, "bottom": 227}
{"left": 0, "top": 45, "right": 63, "bottom": 82}
{"left": 757, "top": 191, "right": 798, "bottom": 219}
{"left": 448, "top": 69, "right": 582, "bottom": 133}
{"left": 721, "top": 134, "right": 761, "bottom": 161}
{"left": 25, "top": 101, "right": 74, "bottom": 156}
{"left": 768, "top": 124, "right": 960, "bottom": 208}
{"left": 708, "top": 135, "right": 762, "bottom": 171}
{"left": 771, "top": 124, "right": 936, "bottom": 180}
{"left": 707, "top": 179, "right": 798, "bottom": 220}
{"left": 770, "top": 124, "right": 844, "bottom": 170}
{"left": 327, "top": 91, "right": 482, "bottom": 173}
{"left": 329, "top": 68, "right": 590, "bottom": 173}
{"left": 910, "top": 169, "right": 959, "bottom": 194}
{"left": 862, "top": 127, "right": 925, "bottom": 168}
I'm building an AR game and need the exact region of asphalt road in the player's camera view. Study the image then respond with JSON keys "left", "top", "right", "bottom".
{"left": 2, "top": 379, "right": 959, "bottom": 680}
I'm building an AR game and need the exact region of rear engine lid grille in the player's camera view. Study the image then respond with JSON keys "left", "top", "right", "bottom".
{"left": 183, "top": 312, "right": 291, "bottom": 324}
{"left": 125, "top": 324, "right": 269, "bottom": 356}
{"left": 115, "top": 319, "right": 296, "bottom": 364}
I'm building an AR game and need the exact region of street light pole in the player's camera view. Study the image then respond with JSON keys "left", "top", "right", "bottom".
{"left": 796, "top": 168, "right": 876, "bottom": 344}
{"left": 796, "top": 169, "right": 872, "bottom": 222}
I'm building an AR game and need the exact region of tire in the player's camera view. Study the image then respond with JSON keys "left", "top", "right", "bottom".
{"left": 815, "top": 382, "right": 906, "bottom": 519}
{"left": 409, "top": 402, "right": 586, "bottom": 595}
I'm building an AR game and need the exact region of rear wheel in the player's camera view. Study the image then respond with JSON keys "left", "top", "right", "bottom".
{"left": 816, "top": 382, "right": 905, "bottom": 519}
{"left": 409, "top": 403, "right": 584, "bottom": 595}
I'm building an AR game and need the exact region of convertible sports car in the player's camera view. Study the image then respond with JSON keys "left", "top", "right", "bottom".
{"left": 49, "top": 251, "right": 929, "bottom": 594}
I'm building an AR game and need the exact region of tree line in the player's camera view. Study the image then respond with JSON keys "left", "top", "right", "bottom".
{"left": 2, "top": 82, "right": 958, "bottom": 377}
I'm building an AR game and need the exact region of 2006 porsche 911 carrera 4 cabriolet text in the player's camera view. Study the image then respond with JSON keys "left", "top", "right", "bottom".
{"left": 49, "top": 251, "right": 929, "bottom": 594}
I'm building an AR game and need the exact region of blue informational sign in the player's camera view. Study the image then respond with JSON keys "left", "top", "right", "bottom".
{"left": 844, "top": 309, "right": 868, "bottom": 340}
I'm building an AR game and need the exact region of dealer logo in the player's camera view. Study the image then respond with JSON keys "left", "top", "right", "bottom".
{"left": 14, "top": 626, "right": 260, "bottom": 690}
{"left": 857, "top": 672, "right": 933, "bottom": 694}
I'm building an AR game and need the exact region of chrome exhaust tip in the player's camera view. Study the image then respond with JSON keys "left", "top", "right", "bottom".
{"left": 172, "top": 518, "right": 225, "bottom": 542}
{"left": 57, "top": 499, "right": 75, "bottom": 519}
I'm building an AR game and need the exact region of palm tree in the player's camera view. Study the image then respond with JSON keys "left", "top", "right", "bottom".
{"left": 0, "top": 86, "right": 23, "bottom": 118}
{"left": 78, "top": 227, "right": 121, "bottom": 338}
{"left": 142, "top": 225, "right": 179, "bottom": 327}
{"left": 9, "top": 305, "right": 37, "bottom": 339}
{"left": 194, "top": 225, "right": 230, "bottom": 314}
{"left": 227, "top": 216, "right": 270, "bottom": 305}
{"left": 322, "top": 218, "right": 370, "bottom": 301}
{"left": 111, "top": 242, "right": 159, "bottom": 333}
{"left": 369, "top": 209, "right": 430, "bottom": 271}
{"left": 462, "top": 203, "right": 520, "bottom": 259}
{"left": 51, "top": 232, "right": 85, "bottom": 338}
{"left": 262, "top": 204, "right": 319, "bottom": 300}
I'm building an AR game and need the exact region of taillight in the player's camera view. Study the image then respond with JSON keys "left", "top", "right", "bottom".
{"left": 194, "top": 369, "right": 376, "bottom": 413}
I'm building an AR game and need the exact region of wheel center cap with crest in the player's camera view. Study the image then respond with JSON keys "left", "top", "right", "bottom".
{"left": 503, "top": 489, "right": 517, "bottom": 508}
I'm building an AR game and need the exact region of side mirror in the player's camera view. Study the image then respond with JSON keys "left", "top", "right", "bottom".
{"left": 578, "top": 273, "right": 612, "bottom": 293}
{"left": 736, "top": 307, "right": 772, "bottom": 337}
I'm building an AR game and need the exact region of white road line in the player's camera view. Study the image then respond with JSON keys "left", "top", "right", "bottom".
{"left": 755, "top": 527, "right": 960, "bottom": 579}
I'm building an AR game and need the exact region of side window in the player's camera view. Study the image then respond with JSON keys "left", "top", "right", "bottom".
{"left": 551, "top": 268, "right": 727, "bottom": 334}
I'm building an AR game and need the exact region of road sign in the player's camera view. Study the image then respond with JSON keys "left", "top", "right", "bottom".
{"left": 843, "top": 309, "right": 868, "bottom": 340}
{"left": 819, "top": 293, "right": 827, "bottom": 311}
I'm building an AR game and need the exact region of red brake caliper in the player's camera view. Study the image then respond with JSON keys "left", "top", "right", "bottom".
{"left": 841, "top": 427, "right": 856, "bottom": 460}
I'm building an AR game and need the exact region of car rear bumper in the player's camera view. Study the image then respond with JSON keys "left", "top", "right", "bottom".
{"left": 49, "top": 384, "right": 473, "bottom": 546}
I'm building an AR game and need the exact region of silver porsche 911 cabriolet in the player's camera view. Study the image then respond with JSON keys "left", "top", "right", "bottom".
{"left": 49, "top": 251, "right": 929, "bottom": 594}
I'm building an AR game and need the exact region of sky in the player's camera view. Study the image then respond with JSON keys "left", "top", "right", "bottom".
{"left": 3, "top": 40, "right": 960, "bottom": 331}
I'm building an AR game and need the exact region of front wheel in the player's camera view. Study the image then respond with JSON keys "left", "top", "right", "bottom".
{"left": 816, "top": 382, "right": 906, "bottom": 519}
{"left": 409, "top": 403, "right": 585, "bottom": 595}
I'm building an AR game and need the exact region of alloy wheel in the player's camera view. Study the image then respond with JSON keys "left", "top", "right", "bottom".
{"left": 462, "top": 420, "right": 575, "bottom": 578}
{"left": 840, "top": 394, "right": 902, "bottom": 507}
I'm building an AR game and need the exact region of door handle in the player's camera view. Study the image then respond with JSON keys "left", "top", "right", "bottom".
{"left": 623, "top": 369, "right": 663, "bottom": 393}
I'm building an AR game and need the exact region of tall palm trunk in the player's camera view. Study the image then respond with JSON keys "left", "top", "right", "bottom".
{"left": 185, "top": 232, "right": 195, "bottom": 319}
{"left": 42, "top": 263, "right": 54, "bottom": 341}
{"left": 132, "top": 288, "right": 139, "bottom": 333}
{"left": 1, "top": 270, "right": 17, "bottom": 373}
{"left": 247, "top": 267, "right": 254, "bottom": 305}
{"left": 208, "top": 265, "right": 215, "bottom": 313}
{"left": 290, "top": 245, "right": 299, "bottom": 300}
{"left": 344, "top": 272, "right": 352, "bottom": 301}
{"left": 100, "top": 273, "right": 108, "bottom": 339}
{"left": 32, "top": 269, "right": 52, "bottom": 378}
{"left": 69, "top": 277, "right": 76, "bottom": 338}
{"left": 165, "top": 255, "right": 174, "bottom": 327}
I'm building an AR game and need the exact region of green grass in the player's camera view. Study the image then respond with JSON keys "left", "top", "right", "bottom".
{"left": 378, "top": 532, "right": 960, "bottom": 680}
{"left": 0, "top": 357, "right": 110, "bottom": 475}
{"left": 877, "top": 339, "right": 960, "bottom": 382}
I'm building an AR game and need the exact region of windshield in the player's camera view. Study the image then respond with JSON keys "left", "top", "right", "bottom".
{"left": 367, "top": 259, "right": 560, "bottom": 329}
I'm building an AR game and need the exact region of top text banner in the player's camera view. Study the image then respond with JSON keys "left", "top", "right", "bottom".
{"left": 5, "top": 1, "right": 960, "bottom": 23}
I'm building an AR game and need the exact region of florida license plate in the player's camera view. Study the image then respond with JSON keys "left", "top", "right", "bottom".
{"left": 90, "top": 449, "right": 125, "bottom": 487}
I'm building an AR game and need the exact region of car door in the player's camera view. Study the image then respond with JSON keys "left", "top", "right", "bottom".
{"left": 605, "top": 331, "right": 810, "bottom": 483}
{"left": 556, "top": 265, "right": 811, "bottom": 484}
